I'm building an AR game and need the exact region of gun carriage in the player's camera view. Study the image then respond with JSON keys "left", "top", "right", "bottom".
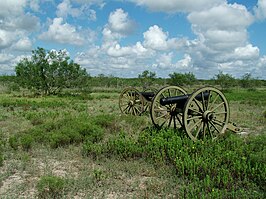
{"left": 119, "top": 86, "right": 239, "bottom": 141}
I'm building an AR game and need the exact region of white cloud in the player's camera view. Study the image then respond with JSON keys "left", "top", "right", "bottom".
{"left": 188, "top": 3, "right": 254, "bottom": 31}
{"left": 107, "top": 42, "right": 150, "bottom": 58}
{"left": 254, "top": 0, "right": 266, "bottom": 20}
{"left": 0, "top": 0, "right": 26, "bottom": 18}
{"left": 4, "top": 13, "right": 40, "bottom": 32}
{"left": 182, "top": 3, "right": 258, "bottom": 76}
{"left": 56, "top": 0, "right": 82, "bottom": 18}
{"left": 155, "top": 52, "right": 173, "bottom": 69}
{"left": 28, "top": 0, "right": 40, "bottom": 12}
{"left": 143, "top": 25, "right": 186, "bottom": 51}
{"left": 234, "top": 44, "right": 259, "bottom": 60}
{"left": 108, "top": 8, "right": 136, "bottom": 35}
{"left": 0, "top": 30, "right": 16, "bottom": 49}
{"left": 0, "top": 53, "right": 14, "bottom": 64}
{"left": 12, "top": 37, "right": 32, "bottom": 51}
{"left": 129, "top": 0, "right": 224, "bottom": 12}
{"left": 101, "top": 9, "right": 137, "bottom": 50}
{"left": 143, "top": 25, "right": 168, "bottom": 50}
{"left": 39, "top": 17, "right": 85, "bottom": 45}
{"left": 72, "top": 0, "right": 104, "bottom": 5}
{"left": 176, "top": 54, "right": 193, "bottom": 69}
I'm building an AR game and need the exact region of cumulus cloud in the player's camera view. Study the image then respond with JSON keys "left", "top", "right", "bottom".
{"left": 182, "top": 2, "right": 259, "bottom": 76}
{"left": 0, "top": 0, "right": 26, "bottom": 18}
{"left": 108, "top": 8, "right": 136, "bottom": 35}
{"left": 72, "top": 0, "right": 105, "bottom": 6}
{"left": 107, "top": 42, "right": 150, "bottom": 58}
{"left": 143, "top": 25, "right": 185, "bottom": 51}
{"left": 0, "top": 53, "right": 14, "bottom": 64}
{"left": 28, "top": 0, "right": 40, "bottom": 12}
{"left": 188, "top": 3, "right": 254, "bottom": 31}
{"left": 254, "top": 0, "right": 266, "bottom": 20}
{"left": 129, "top": 0, "right": 224, "bottom": 12}
{"left": 12, "top": 37, "right": 32, "bottom": 51}
{"left": 56, "top": 0, "right": 82, "bottom": 18}
{"left": 143, "top": 25, "right": 168, "bottom": 50}
{"left": 56, "top": 0, "right": 98, "bottom": 21}
{"left": 101, "top": 8, "right": 137, "bottom": 49}
{"left": 233, "top": 44, "right": 260, "bottom": 60}
{"left": 39, "top": 17, "right": 86, "bottom": 45}
{"left": 0, "top": 30, "right": 16, "bottom": 49}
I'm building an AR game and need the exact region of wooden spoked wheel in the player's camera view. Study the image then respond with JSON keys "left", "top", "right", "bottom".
{"left": 183, "top": 87, "right": 229, "bottom": 141}
{"left": 150, "top": 86, "right": 187, "bottom": 129}
{"left": 119, "top": 87, "right": 145, "bottom": 116}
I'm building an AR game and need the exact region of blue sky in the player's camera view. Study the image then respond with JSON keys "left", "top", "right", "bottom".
{"left": 0, "top": 0, "right": 266, "bottom": 79}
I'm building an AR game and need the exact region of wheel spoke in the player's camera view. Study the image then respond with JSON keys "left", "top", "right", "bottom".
{"left": 211, "top": 102, "right": 225, "bottom": 112}
{"left": 167, "top": 89, "right": 171, "bottom": 97}
{"left": 193, "top": 98, "right": 204, "bottom": 113}
{"left": 209, "top": 121, "right": 220, "bottom": 134}
{"left": 205, "top": 90, "right": 211, "bottom": 110}
{"left": 201, "top": 92, "right": 206, "bottom": 111}
{"left": 156, "top": 112, "right": 169, "bottom": 119}
{"left": 168, "top": 115, "right": 173, "bottom": 127}
{"left": 123, "top": 105, "right": 130, "bottom": 112}
{"left": 188, "top": 107, "right": 202, "bottom": 115}
{"left": 175, "top": 114, "right": 183, "bottom": 126}
{"left": 202, "top": 122, "right": 207, "bottom": 138}
{"left": 209, "top": 93, "right": 219, "bottom": 110}
{"left": 212, "top": 119, "right": 226, "bottom": 127}
{"left": 194, "top": 121, "right": 203, "bottom": 138}
{"left": 134, "top": 106, "right": 142, "bottom": 114}
{"left": 207, "top": 122, "right": 214, "bottom": 139}
{"left": 187, "top": 115, "right": 202, "bottom": 121}
{"left": 188, "top": 119, "right": 202, "bottom": 132}
{"left": 173, "top": 115, "right": 177, "bottom": 128}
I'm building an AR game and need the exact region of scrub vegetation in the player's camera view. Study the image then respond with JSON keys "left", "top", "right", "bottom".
{"left": 0, "top": 67, "right": 265, "bottom": 198}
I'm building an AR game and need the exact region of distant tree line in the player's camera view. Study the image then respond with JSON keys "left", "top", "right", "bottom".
{"left": 0, "top": 47, "right": 265, "bottom": 95}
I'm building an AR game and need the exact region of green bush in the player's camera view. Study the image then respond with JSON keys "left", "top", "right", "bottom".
{"left": 37, "top": 175, "right": 65, "bottom": 198}
{"left": 84, "top": 128, "right": 265, "bottom": 196}
{"left": 82, "top": 140, "right": 107, "bottom": 158}
{"left": 9, "top": 136, "right": 19, "bottom": 150}
{"left": 20, "top": 134, "right": 34, "bottom": 151}
{"left": 17, "top": 115, "right": 105, "bottom": 149}
{"left": 106, "top": 132, "right": 143, "bottom": 159}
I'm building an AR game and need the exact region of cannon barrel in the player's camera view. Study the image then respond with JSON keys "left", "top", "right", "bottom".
{"left": 160, "top": 92, "right": 210, "bottom": 106}
{"left": 140, "top": 92, "right": 155, "bottom": 101}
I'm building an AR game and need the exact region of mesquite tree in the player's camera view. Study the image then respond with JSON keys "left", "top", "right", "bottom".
{"left": 15, "top": 47, "right": 89, "bottom": 95}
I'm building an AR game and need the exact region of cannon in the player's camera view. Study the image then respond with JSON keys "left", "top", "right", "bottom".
{"left": 118, "top": 87, "right": 157, "bottom": 115}
{"left": 119, "top": 86, "right": 240, "bottom": 140}
{"left": 150, "top": 86, "right": 241, "bottom": 141}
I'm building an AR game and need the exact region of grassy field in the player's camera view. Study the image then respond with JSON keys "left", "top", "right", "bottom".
{"left": 0, "top": 84, "right": 265, "bottom": 198}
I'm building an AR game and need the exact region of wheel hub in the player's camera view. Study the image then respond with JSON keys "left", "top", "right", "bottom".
{"left": 170, "top": 105, "right": 177, "bottom": 116}
{"left": 128, "top": 100, "right": 134, "bottom": 106}
{"left": 203, "top": 111, "right": 215, "bottom": 121}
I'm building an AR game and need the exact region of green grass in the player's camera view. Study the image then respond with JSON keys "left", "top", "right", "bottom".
{"left": 225, "top": 89, "right": 266, "bottom": 106}
{"left": 0, "top": 85, "right": 265, "bottom": 198}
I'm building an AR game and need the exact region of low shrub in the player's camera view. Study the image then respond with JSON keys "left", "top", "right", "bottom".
{"left": 82, "top": 128, "right": 266, "bottom": 197}
{"left": 106, "top": 132, "right": 143, "bottom": 159}
{"left": 9, "top": 136, "right": 19, "bottom": 150}
{"left": 20, "top": 134, "right": 34, "bottom": 151}
{"left": 37, "top": 175, "right": 66, "bottom": 198}
{"left": 16, "top": 114, "right": 105, "bottom": 149}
